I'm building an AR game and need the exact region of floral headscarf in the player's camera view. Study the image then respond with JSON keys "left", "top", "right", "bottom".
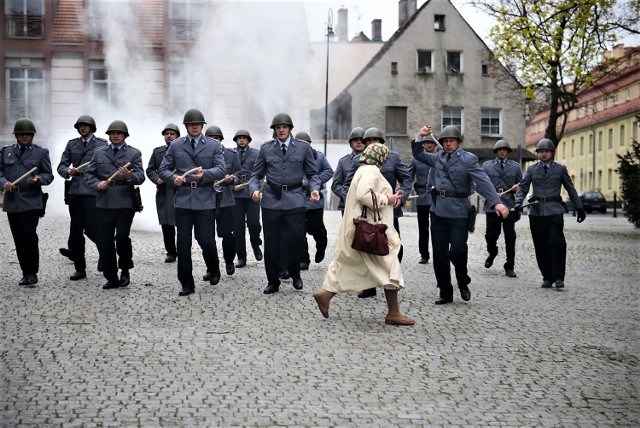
{"left": 359, "top": 142, "right": 389, "bottom": 168}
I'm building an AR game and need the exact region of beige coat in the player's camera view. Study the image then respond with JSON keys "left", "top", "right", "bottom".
{"left": 322, "top": 164, "right": 403, "bottom": 293}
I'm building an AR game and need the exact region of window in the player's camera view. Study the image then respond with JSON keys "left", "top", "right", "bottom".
{"left": 626, "top": 88, "right": 631, "bottom": 101}
{"left": 4, "top": 0, "right": 44, "bottom": 38}
{"left": 580, "top": 136, "right": 584, "bottom": 155}
{"left": 607, "top": 169, "right": 612, "bottom": 190}
{"left": 434, "top": 14, "right": 445, "bottom": 31}
{"left": 90, "top": 67, "right": 122, "bottom": 107}
{"left": 169, "top": 0, "right": 205, "bottom": 42}
{"left": 598, "top": 131, "right": 603, "bottom": 151}
{"left": 571, "top": 140, "right": 574, "bottom": 156}
{"left": 442, "top": 108, "right": 462, "bottom": 131}
{"left": 597, "top": 170, "right": 602, "bottom": 189}
{"left": 417, "top": 50, "right": 432, "bottom": 73}
{"left": 608, "top": 128, "right": 613, "bottom": 149}
{"left": 620, "top": 124, "right": 625, "bottom": 146}
{"left": 446, "top": 51, "right": 461, "bottom": 73}
{"left": 5, "top": 66, "right": 45, "bottom": 121}
{"left": 391, "top": 62, "right": 398, "bottom": 75}
{"left": 481, "top": 64, "right": 488, "bottom": 75}
{"left": 480, "top": 108, "right": 500, "bottom": 135}
{"left": 385, "top": 106, "right": 407, "bottom": 135}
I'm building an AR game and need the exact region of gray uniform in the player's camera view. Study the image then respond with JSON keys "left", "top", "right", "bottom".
{"left": 248, "top": 137, "right": 320, "bottom": 287}
{"left": 146, "top": 144, "right": 176, "bottom": 226}
{"left": 58, "top": 136, "right": 108, "bottom": 197}
{"left": 331, "top": 152, "right": 356, "bottom": 211}
{"left": 1, "top": 143, "right": 54, "bottom": 213}
{"left": 515, "top": 161, "right": 583, "bottom": 285}
{"left": 409, "top": 157, "right": 434, "bottom": 206}
{"left": 0, "top": 143, "right": 54, "bottom": 280}
{"left": 157, "top": 136, "right": 226, "bottom": 210}
{"left": 84, "top": 144, "right": 145, "bottom": 209}
{"left": 157, "top": 134, "right": 226, "bottom": 291}
{"left": 233, "top": 146, "right": 259, "bottom": 199}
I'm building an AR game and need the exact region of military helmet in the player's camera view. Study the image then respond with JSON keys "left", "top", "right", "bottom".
{"left": 294, "top": 131, "right": 311, "bottom": 143}
{"left": 363, "top": 127, "right": 385, "bottom": 144}
{"left": 270, "top": 113, "right": 294, "bottom": 129}
{"left": 439, "top": 125, "right": 463, "bottom": 141}
{"left": 183, "top": 108, "right": 206, "bottom": 125}
{"left": 13, "top": 118, "right": 36, "bottom": 134}
{"left": 536, "top": 138, "right": 556, "bottom": 152}
{"left": 348, "top": 127, "right": 365, "bottom": 142}
{"left": 74, "top": 115, "right": 97, "bottom": 133}
{"left": 494, "top": 139, "right": 512, "bottom": 153}
{"left": 205, "top": 125, "right": 224, "bottom": 140}
{"left": 161, "top": 123, "right": 180, "bottom": 137}
{"left": 105, "top": 120, "right": 129, "bottom": 137}
{"left": 233, "top": 129, "right": 252, "bottom": 142}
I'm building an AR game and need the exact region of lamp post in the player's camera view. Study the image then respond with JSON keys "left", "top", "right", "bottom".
{"left": 324, "top": 9, "right": 334, "bottom": 156}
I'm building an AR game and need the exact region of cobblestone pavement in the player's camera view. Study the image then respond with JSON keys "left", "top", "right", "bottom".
{"left": 1, "top": 209, "right": 638, "bottom": 427}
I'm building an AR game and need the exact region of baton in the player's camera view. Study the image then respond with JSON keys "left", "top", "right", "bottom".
{"left": 235, "top": 182, "right": 249, "bottom": 189}
{"left": 499, "top": 184, "right": 519, "bottom": 197}
{"left": 10, "top": 167, "right": 38, "bottom": 186}
{"left": 511, "top": 200, "right": 540, "bottom": 211}
{"left": 214, "top": 175, "right": 234, "bottom": 186}
{"left": 180, "top": 167, "right": 202, "bottom": 179}
{"left": 75, "top": 161, "right": 92, "bottom": 171}
{"left": 106, "top": 162, "right": 131, "bottom": 183}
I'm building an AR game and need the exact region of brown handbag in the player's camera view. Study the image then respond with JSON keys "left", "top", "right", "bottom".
{"left": 351, "top": 190, "right": 389, "bottom": 256}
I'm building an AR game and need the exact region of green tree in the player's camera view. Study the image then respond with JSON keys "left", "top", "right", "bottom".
{"left": 616, "top": 139, "right": 640, "bottom": 229}
{"left": 474, "top": 0, "right": 621, "bottom": 145}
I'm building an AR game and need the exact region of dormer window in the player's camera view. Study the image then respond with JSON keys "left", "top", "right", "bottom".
{"left": 434, "top": 14, "right": 445, "bottom": 31}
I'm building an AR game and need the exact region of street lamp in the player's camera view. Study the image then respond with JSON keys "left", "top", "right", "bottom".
{"left": 324, "top": 8, "right": 335, "bottom": 156}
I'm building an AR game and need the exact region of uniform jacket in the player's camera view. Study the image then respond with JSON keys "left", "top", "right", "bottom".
{"left": 409, "top": 155, "right": 434, "bottom": 206}
{"left": 322, "top": 164, "right": 402, "bottom": 293}
{"left": 515, "top": 161, "right": 583, "bottom": 216}
{"left": 146, "top": 144, "right": 176, "bottom": 225}
{"left": 84, "top": 143, "right": 145, "bottom": 209}
{"left": 411, "top": 141, "right": 501, "bottom": 219}
{"left": 232, "top": 146, "right": 259, "bottom": 199}
{"left": 0, "top": 143, "right": 54, "bottom": 213}
{"left": 482, "top": 158, "right": 522, "bottom": 211}
{"left": 331, "top": 152, "right": 357, "bottom": 211}
{"left": 157, "top": 135, "right": 226, "bottom": 211}
{"left": 304, "top": 149, "right": 333, "bottom": 210}
{"left": 57, "top": 135, "right": 108, "bottom": 196}
{"left": 248, "top": 137, "right": 320, "bottom": 211}
{"left": 342, "top": 150, "right": 412, "bottom": 218}
{"left": 215, "top": 146, "right": 241, "bottom": 209}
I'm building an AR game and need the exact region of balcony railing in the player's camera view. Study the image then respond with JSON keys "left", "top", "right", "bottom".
{"left": 5, "top": 14, "right": 44, "bottom": 38}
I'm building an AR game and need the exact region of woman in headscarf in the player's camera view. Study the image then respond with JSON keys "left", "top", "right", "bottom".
{"left": 313, "top": 143, "right": 414, "bottom": 325}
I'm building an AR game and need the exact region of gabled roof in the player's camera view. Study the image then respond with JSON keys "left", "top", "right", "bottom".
{"left": 334, "top": 0, "right": 520, "bottom": 98}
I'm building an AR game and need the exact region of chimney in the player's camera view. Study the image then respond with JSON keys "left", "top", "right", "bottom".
{"left": 399, "top": 0, "right": 417, "bottom": 27}
{"left": 337, "top": 8, "right": 348, "bottom": 42}
{"left": 398, "top": 0, "right": 407, "bottom": 27}
{"left": 371, "top": 19, "right": 382, "bottom": 42}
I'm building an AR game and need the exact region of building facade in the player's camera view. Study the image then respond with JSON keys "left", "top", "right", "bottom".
{"left": 316, "top": 0, "right": 529, "bottom": 162}
{"left": 526, "top": 45, "right": 640, "bottom": 200}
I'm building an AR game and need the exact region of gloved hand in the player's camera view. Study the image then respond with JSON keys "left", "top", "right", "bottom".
{"left": 577, "top": 209, "right": 586, "bottom": 223}
{"left": 512, "top": 204, "right": 523, "bottom": 212}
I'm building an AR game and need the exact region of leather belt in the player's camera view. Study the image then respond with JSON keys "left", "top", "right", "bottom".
{"left": 108, "top": 181, "right": 131, "bottom": 187}
{"left": 530, "top": 195, "right": 562, "bottom": 202}
{"left": 437, "top": 190, "right": 467, "bottom": 198}
{"left": 267, "top": 179, "right": 302, "bottom": 191}
{"left": 238, "top": 174, "right": 249, "bottom": 181}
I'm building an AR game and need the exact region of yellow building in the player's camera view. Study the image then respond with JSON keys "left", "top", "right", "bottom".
{"left": 526, "top": 45, "right": 640, "bottom": 201}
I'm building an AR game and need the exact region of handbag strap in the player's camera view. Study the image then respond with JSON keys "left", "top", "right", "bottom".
{"left": 370, "top": 190, "right": 381, "bottom": 222}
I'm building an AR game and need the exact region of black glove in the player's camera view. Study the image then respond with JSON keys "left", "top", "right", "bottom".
{"left": 577, "top": 210, "right": 586, "bottom": 223}
{"left": 512, "top": 204, "right": 523, "bottom": 212}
